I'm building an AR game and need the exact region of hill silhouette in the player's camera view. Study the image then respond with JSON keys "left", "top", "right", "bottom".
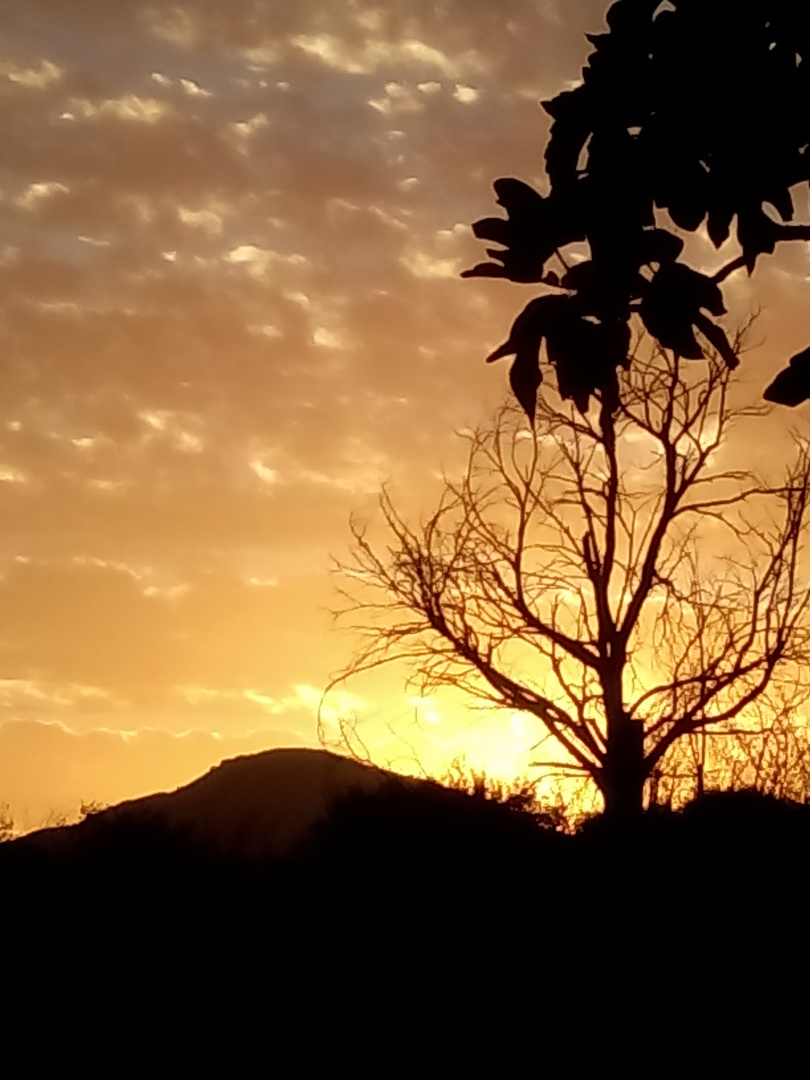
{"left": 11, "top": 746, "right": 404, "bottom": 863}
{"left": 2, "top": 749, "right": 808, "bottom": 1073}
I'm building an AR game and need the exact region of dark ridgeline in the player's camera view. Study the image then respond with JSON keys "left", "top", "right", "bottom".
{"left": 1, "top": 748, "right": 809, "bottom": 1072}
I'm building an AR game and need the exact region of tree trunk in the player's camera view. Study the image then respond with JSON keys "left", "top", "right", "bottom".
{"left": 599, "top": 653, "right": 646, "bottom": 823}
{"left": 602, "top": 716, "right": 645, "bottom": 824}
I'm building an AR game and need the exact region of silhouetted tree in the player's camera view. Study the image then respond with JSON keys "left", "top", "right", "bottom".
{"left": 463, "top": 0, "right": 810, "bottom": 417}
{"left": 330, "top": 340, "right": 810, "bottom": 821}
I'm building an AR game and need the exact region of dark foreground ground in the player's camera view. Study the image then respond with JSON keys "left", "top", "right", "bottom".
{"left": 1, "top": 782, "right": 808, "bottom": 1076}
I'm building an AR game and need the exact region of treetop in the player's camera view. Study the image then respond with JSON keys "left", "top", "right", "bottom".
{"left": 464, "top": 0, "right": 810, "bottom": 419}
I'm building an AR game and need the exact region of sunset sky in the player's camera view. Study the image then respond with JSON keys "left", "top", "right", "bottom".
{"left": 3, "top": 0, "right": 810, "bottom": 825}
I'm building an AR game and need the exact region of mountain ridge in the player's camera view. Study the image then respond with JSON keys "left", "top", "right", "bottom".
{"left": 10, "top": 746, "right": 420, "bottom": 860}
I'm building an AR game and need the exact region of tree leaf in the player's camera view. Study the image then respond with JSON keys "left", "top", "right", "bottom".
{"left": 707, "top": 202, "right": 736, "bottom": 248}
{"left": 693, "top": 312, "right": 740, "bottom": 369}
{"left": 639, "top": 228, "right": 684, "bottom": 265}
{"left": 738, "top": 206, "right": 781, "bottom": 271}
{"left": 461, "top": 263, "right": 509, "bottom": 279}
{"left": 509, "top": 354, "right": 543, "bottom": 423}
{"left": 560, "top": 261, "right": 596, "bottom": 292}
{"left": 493, "top": 177, "right": 547, "bottom": 217}
{"left": 767, "top": 187, "right": 794, "bottom": 223}
{"left": 639, "top": 307, "right": 704, "bottom": 359}
{"left": 485, "top": 297, "right": 570, "bottom": 420}
{"left": 485, "top": 296, "right": 568, "bottom": 366}
{"left": 547, "top": 308, "right": 631, "bottom": 414}
{"left": 672, "top": 265, "right": 725, "bottom": 317}
{"left": 542, "top": 88, "right": 594, "bottom": 186}
{"left": 471, "top": 217, "right": 511, "bottom": 245}
{"left": 639, "top": 263, "right": 727, "bottom": 358}
{"left": 462, "top": 179, "right": 579, "bottom": 283}
{"left": 763, "top": 345, "right": 810, "bottom": 406}
{"left": 485, "top": 297, "right": 630, "bottom": 417}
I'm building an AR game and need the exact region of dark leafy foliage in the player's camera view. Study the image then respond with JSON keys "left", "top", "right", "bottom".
{"left": 465, "top": 178, "right": 584, "bottom": 283}
{"left": 484, "top": 294, "right": 631, "bottom": 416}
{"left": 764, "top": 344, "right": 810, "bottom": 406}
{"left": 465, "top": 0, "right": 810, "bottom": 419}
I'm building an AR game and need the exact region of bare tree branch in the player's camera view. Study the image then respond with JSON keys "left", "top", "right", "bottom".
{"left": 327, "top": 331, "right": 810, "bottom": 818}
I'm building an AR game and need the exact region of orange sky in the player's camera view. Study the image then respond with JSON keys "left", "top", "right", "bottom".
{"left": 2, "top": 0, "right": 810, "bottom": 825}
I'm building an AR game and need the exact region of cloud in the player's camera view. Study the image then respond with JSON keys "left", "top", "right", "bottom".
{"left": 224, "top": 244, "right": 308, "bottom": 277}
{"left": 291, "top": 32, "right": 488, "bottom": 80}
{"left": 70, "top": 93, "right": 171, "bottom": 123}
{"left": 453, "top": 84, "right": 478, "bottom": 103}
{"left": 0, "top": 58, "right": 63, "bottom": 88}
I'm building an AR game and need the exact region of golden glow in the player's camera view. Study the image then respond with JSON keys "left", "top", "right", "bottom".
{"left": 2, "top": 0, "right": 810, "bottom": 827}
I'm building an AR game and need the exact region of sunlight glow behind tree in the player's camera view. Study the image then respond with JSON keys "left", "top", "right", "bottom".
{"left": 330, "top": 337, "right": 810, "bottom": 819}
